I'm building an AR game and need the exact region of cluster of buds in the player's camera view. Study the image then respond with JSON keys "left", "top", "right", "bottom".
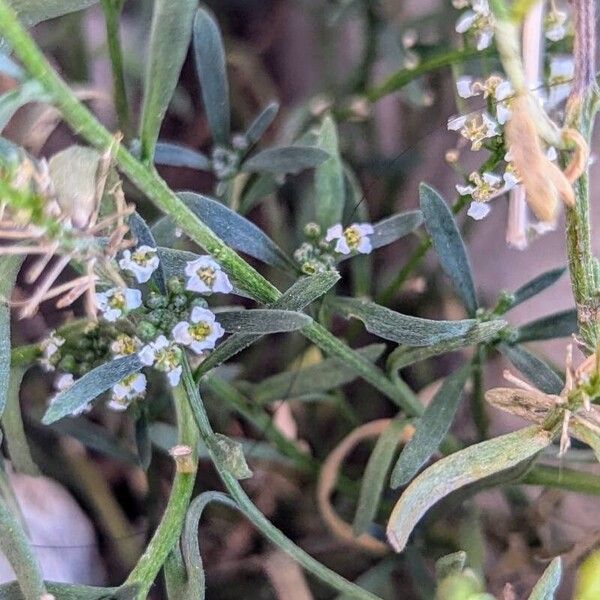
{"left": 293, "top": 221, "right": 374, "bottom": 275}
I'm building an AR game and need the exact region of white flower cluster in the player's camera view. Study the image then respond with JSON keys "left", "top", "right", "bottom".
{"left": 325, "top": 223, "right": 374, "bottom": 255}
{"left": 453, "top": 0, "right": 495, "bottom": 51}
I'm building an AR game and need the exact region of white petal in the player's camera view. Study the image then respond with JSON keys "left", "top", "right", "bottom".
{"left": 455, "top": 11, "right": 477, "bottom": 33}
{"left": 190, "top": 306, "right": 216, "bottom": 323}
{"left": 456, "top": 184, "right": 475, "bottom": 196}
{"left": 167, "top": 366, "right": 182, "bottom": 387}
{"left": 494, "top": 80, "right": 512, "bottom": 102}
{"left": 496, "top": 103, "right": 511, "bottom": 125}
{"left": 213, "top": 271, "right": 233, "bottom": 293}
{"left": 482, "top": 172, "right": 502, "bottom": 186}
{"left": 356, "top": 223, "right": 374, "bottom": 235}
{"left": 334, "top": 238, "right": 351, "bottom": 255}
{"left": 172, "top": 321, "right": 193, "bottom": 345}
{"left": 356, "top": 237, "right": 373, "bottom": 254}
{"left": 124, "top": 288, "right": 142, "bottom": 310}
{"left": 104, "top": 307, "right": 121, "bottom": 322}
{"left": 447, "top": 115, "right": 466, "bottom": 131}
{"left": 476, "top": 30, "right": 494, "bottom": 51}
{"left": 138, "top": 345, "right": 156, "bottom": 366}
{"left": 456, "top": 76, "right": 475, "bottom": 98}
{"left": 503, "top": 172, "right": 520, "bottom": 189}
{"left": 185, "top": 275, "right": 211, "bottom": 294}
{"left": 55, "top": 373, "right": 74, "bottom": 391}
{"left": 95, "top": 292, "right": 109, "bottom": 310}
{"left": 154, "top": 335, "right": 169, "bottom": 349}
{"left": 131, "top": 373, "right": 147, "bottom": 394}
{"left": 546, "top": 146, "right": 558, "bottom": 161}
{"left": 467, "top": 201, "right": 491, "bottom": 220}
{"left": 108, "top": 398, "right": 129, "bottom": 411}
{"left": 325, "top": 224, "right": 343, "bottom": 241}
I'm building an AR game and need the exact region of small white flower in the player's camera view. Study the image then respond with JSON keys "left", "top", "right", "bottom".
{"left": 39, "top": 331, "right": 65, "bottom": 372}
{"left": 447, "top": 112, "right": 498, "bottom": 150}
{"left": 119, "top": 245, "right": 159, "bottom": 283}
{"left": 95, "top": 287, "right": 142, "bottom": 322}
{"left": 494, "top": 80, "right": 514, "bottom": 124}
{"left": 325, "top": 223, "right": 374, "bottom": 255}
{"left": 111, "top": 334, "right": 142, "bottom": 358}
{"left": 108, "top": 373, "right": 146, "bottom": 411}
{"left": 184, "top": 256, "right": 233, "bottom": 294}
{"left": 548, "top": 55, "right": 574, "bottom": 107}
{"left": 172, "top": 307, "right": 225, "bottom": 355}
{"left": 456, "top": 76, "right": 476, "bottom": 98}
{"left": 139, "top": 335, "right": 182, "bottom": 387}
{"left": 467, "top": 201, "right": 491, "bottom": 220}
{"left": 455, "top": 0, "right": 494, "bottom": 51}
{"left": 545, "top": 8, "right": 568, "bottom": 42}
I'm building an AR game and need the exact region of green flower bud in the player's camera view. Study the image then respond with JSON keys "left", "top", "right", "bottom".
{"left": 58, "top": 354, "right": 76, "bottom": 373}
{"left": 190, "top": 297, "right": 209, "bottom": 310}
{"left": 137, "top": 321, "right": 158, "bottom": 341}
{"left": 167, "top": 276, "right": 185, "bottom": 294}
{"left": 171, "top": 293, "right": 188, "bottom": 310}
{"left": 146, "top": 309, "right": 165, "bottom": 326}
{"left": 146, "top": 292, "right": 167, "bottom": 309}
{"left": 303, "top": 222, "right": 321, "bottom": 239}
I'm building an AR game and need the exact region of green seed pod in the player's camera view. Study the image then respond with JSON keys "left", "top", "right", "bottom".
{"left": 167, "top": 276, "right": 185, "bottom": 294}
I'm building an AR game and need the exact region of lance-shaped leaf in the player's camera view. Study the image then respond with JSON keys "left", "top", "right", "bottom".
{"left": 420, "top": 183, "right": 477, "bottom": 315}
{"left": 386, "top": 426, "right": 553, "bottom": 552}
{"left": 195, "top": 273, "right": 339, "bottom": 378}
{"left": 42, "top": 354, "right": 143, "bottom": 424}
{"left": 245, "top": 102, "right": 279, "bottom": 146}
{"left": 153, "top": 142, "right": 211, "bottom": 171}
{"left": 253, "top": 344, "right": 385, "bottom": 403}
{"left": 507, "top": 267, "right": 566, "bottom": 311}
{"left": 390, "top": 364, "right": 471, "bottom": 488}
{"left": 178, "top": 192, "right": 294, "bottom": 271}
{"left": 515, "top": 309, "right": 577, "bottom": 343}
{"left": 331, "top": 296, "right": 481, "bottom": 347}
{"left": 242, "top": 146, "right": 329, "bottom": 175}
{"left": 6, "top": 0, "right": 98, "bottom": 28}
{"left": 528, "top": 557, "right": 561, "bottom": 600}
{"left": 128, "top": 211, "right": 165, "bottom": 292}
{"left": 314, "top": 115, "right": 345, "bottom": 229}
{"left": 353, "top": 418, "right": 410, "bottom": 536}
{"left": 216, "top": 309, "right": 311, "bottom": 334}
{"left": 499, "top": 343, "right": 563, "bottom": 395}
{"left": 138, "top": 0, "right": 196, "bottom": 161}
{"left": 0, "top": 256, "right": 22, "bottom": 417}
{"left": 388, "top": 319, "right": 506, "bottom": 372}
{"left": 0, "top": 80, "right": 50, "bottom": 131}
{"left": 0, "top": 581, "right": 138, "bottom": 600}
{"left": 193, "top": 7, "right": 230, "bottom": 145}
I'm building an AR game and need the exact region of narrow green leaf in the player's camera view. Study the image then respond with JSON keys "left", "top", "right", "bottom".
{"left": 331, "top": 296, "right": 481, "bottom": 347}
{"left": 6, "top": 0, "right": 98, "bottom": 28}
{"left": 528, "top": 557, "right": 561, "bottom": 600}
{"left": 420, "top": 183, "right": 477, "bottom": 315}
{"left": 195, "top": 272, "right": 340, "bottom": 378}
{"left": 245, "top": 102, "right": 279, "bottom": 145}
{"left": 2, "top": 367, "right": 38, "bottom": 475}
{"left": 387, "top": 426, "right": 553, "bottom": 552}
{"left": 42, "top": 354, "right": 143, "bottom": 424}
{"left": 366, "top": 210, "right": 423, "bottom": 251}
{"left": 509, "top": 267, "right": 566, "bottom": 310}
{"left": 387, "top": 320, "right": 506, "bottom": 372}
{"left": 138, "top": 0, "right": 196, "bottom": 161}
{"left": 314, "top": 115, "right": 345, "bottom": 228}
{"left": 135, "top": 412, "right": 152, "bottom": 469}
{"left": 153, "top": 142, "right": 211, "bottom": 170}
{"left": 0, "top": 79, "right": 50, "bottom": 131}
{"left": 253, "top": 344, "right": 385, "bottom": 403}
{"left": 193, "top": 7, "right": 230, "bottom": 145}
{"left": 178, "top": 192, "right": 295, "bottom": 271}
{"left": 499, "top": 343, "right": 563, "bottom": 395}
{"left": 215, "top": 309, "right": 311, "bottom": 334}
{"left": 128, "top": 211, "right": 165, "bottom": 292}
{"left": 515, "top": 309, "right": 577, "bottom": 343}
{"left": 238, "top": 173, "right": 278, "bottom": 214}
{"left": 242, "top": 146, "right": 329, "bottom": 175}
{"left": 0, "top": 255, "right": 22, "bottom": 417}
{"left": 50, "top": 418, "right": 139, "bottom": 465}
{"left": 390, "top": 365, "right": 471, "bottom": 488}
{"left": 0, "top": 581, "right": 137, "bottom": 600}
{"left": 353, "top": 418, "right": 409, "bottom": 536}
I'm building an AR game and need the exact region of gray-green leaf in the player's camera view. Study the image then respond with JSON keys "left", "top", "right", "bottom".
{"left": 245, "top": 102, "right": 279, "bottom": 146}
{"left": 242, "top": 146, "right": 329, "bottom": 175}
{"left": 215, "top": 309, "right": 311, "bottom": 334}
{"left": 528, "top": 557, "right": 561, "bottom": 600}
{"left": 515, "top": 309, "right": 577, "bottom": 343}
{"left": 387, "top": 426, "right": 552, "bottom": 552}
{"left": 138, "top": 0, "right": 196, "bottom": 161}
{"left": 42, "top": 354, "right": 143, "bottom": 424}
{"left": 314, "top": 115, "right": 345, "bottom": 229}
{"left": 193, "top": 7, "right": 230, "bottom": 145}
{"left": 499, "top": 343, "right": 563, "bottom": 395}
{"left": 390, "top": 364, "right": 471, "bottom": 488}
{"left": 331, "top": 296, "right": 481, "bottom": 347}
{"left": 178, "top": 192, "right": 294, "bottom": 271}
{"left": 420, "top": 183, "right": 477, "bottom": 315}
{"left": 0, "top": 79, "right": 50, "bottom": 131}
{"left": 7, "top": 0, "right": 98, "bottom": 28}
{"left": 153, "top": 142, "right": 211, "bottom": 171}
{"left": 509, "top": 268, "right": 566, "bottom": 311}
{"left": 353, "top": 418, "right": 409, "bottom": 536}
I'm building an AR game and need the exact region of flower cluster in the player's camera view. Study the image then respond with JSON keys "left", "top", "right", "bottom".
{"left": 40, "top": 248, "right": 232, "bottom": 414}
{"left": 293, "top": 222, "right": 374, "bottom": 274}
{"left": 454, "top": 0, "right": 495, "bottom": 51}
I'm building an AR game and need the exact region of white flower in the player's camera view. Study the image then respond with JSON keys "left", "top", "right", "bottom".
{"left": 95, "top": 287, "right": 142, "bottom": 322}
{"left": 494, "top": 80, "right": 514, "bottom": 124}
{"left": 455, "top": 0, "right": 494, "bottom": 51}
{"left": 111, "top": 334, "right": 141, "bottom": 358}
{"left": 172, "top": 307, "right": 225, "bottom": 355}
{"left": 119, "top": 245, "right": 159, "bottom": 283}
{"left": 467, "top": 202, "right": 491, "bottom": 220}
{"left": 325, "top": 223, "right": 374, "bottom": 255}
{"left": 39, "top": 331, "right": 65, "bottom": 372}
{"left": 457, "top": 171, "right": 515, "bottom": 220}
{"left": 454, "top": 75, "right": 514, "bottom": 125}
{"left": 108, "top": 373, "right": 146, "bottom": 411}
{"left": 447, "top": 112, "right": 498, "bottom": 150}
{"left": 545, "top": 8, "right": 568, "bottom": 42}
{"left": 184, "top": 256, "right": 233, "bottom": 294}
{"left": 548, "top": 55, "right": 574, "bottom": 107}
{"left": 139, "top": 335, "right": 182, "bottom": 387}
{"left": 456, "top": 76, "right": 476, "bottom": 98}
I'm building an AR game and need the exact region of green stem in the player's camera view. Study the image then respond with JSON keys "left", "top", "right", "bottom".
{"left": 101, "top": 0, "right": 131, "bottom": 140}
{"left": 0, "top": 494, "right": 47, "bottom": 600}
{"left": 181, "top": 361, "right": 380, "bottom": 599}
{"left": 522, "top": 464, "right": 600, "bottom": 495}
{"left": 124, "top": 383, "right": 199, "bottom": 598}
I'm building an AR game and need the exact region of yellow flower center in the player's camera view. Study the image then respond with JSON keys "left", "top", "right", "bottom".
{"left": 343, "top": 226, "right": 361, "bottom": 249}
{"left": 132, "top": 250, "right": 152, "bottom": 265}
{"left": 197, "top": 267, "right": 216, "bottom": 287}
{"left": 108, "top": 291, "right": 125, "bottom": 310}
{"left": 189, "top": 322, "right": 211, "bottom": 341}
{"left": 114, "top": 334, "right": 136, "bottom": 355}
{"left": 156, "top": 347, "right": 178, "bottom": 370}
